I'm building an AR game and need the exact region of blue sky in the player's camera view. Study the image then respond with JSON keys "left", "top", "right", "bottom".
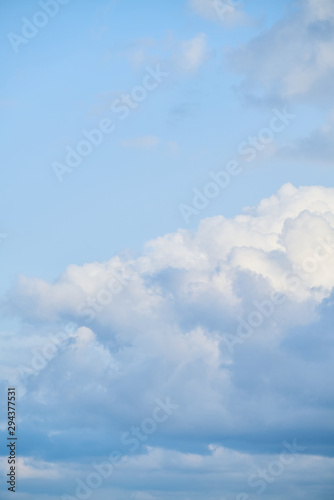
{"left": 1, "top": 0, "right": 330, "bottom": 290}
{"left": 1, "top": 1, "right": 334, "bottom": 499}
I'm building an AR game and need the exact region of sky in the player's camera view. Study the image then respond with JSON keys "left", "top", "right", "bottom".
{"left": 0, "top": 0, "right": 334, "bottom": 499}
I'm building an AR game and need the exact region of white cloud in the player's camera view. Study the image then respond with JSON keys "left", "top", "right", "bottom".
{"left": 115, "top": 33, "right": 210, "bottom": 76}
{"left": 174, "top": 33, "right": 209, "bottom": 73}
{"left": 3, "top": 184, "right": 334, "bottom": 499}
{"left": 2, "top": 445, "right": 334, "bottom": 499}
{"left": 7, "top": 184, "right": 334, "bottom": 323}
{"left": 0, "top": 457, "right": 61, "bottom": 480}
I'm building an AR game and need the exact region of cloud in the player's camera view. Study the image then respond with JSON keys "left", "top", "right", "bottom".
{"left": 119, "top": 135, "right": 161, "bottom": 150}
{"left": 228, "top": 0, "right": 334, "bottom": 103}
{"left": 227, "top": 0, "right": 334, "bottom": 164}
{"left": 174, "top": 33, "right": 210, "bottom": 73}
{"left": 1, "top": 444, "right": 333, "bottom": 500}
{"left": 115, "top": 33, "right": 209, "bottom": 76}
{"left": 0, "top": 456, "right": 61, "bottom": 480}
{"left": 2, "top": 184, "right": 334, "bottom": 498}
{"left": 280, "top": 110, "right": 334, "bottom": 164}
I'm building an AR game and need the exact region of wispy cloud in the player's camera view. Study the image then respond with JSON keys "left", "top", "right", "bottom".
{"left": 228, "top": 0, "right": 334, "bottom": 102}
{"left": 174, "top": 33, "right": 210, "bottom": 73}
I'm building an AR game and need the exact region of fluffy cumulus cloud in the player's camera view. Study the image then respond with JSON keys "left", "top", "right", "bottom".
{"left": 1, "top": 184, "right": 334, "bottom": 499}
